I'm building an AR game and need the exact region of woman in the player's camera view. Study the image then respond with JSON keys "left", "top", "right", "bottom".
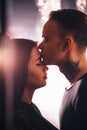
{"left": 7, "top": 39, "right": 58, "bottom": 130}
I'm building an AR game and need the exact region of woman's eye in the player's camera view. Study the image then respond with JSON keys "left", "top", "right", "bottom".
{"left": 36, "top": 63, "right": 42, "bottom": 66}
{"left": 37, "top": 60, "right": 43, "bottom": 66}
{"left": 37, "top": 64, "right": 42, "bottom": 66}
{"left": 36, "top": 58, "right": 43, "bottom": 66}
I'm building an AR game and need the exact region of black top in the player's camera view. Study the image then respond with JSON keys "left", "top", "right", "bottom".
{"left": 59, "top": 73, "right": 87, "bottom": 130}
{"left": 13, "top": 101, "right": 58, "bottom": 130}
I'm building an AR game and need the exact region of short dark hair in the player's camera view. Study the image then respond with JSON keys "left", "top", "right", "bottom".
{"left": 49, "top": 9, "right": 87, "bottom": 47}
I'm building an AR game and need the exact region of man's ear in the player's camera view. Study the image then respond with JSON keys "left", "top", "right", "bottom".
{"left": 63, "top": 36, "right": 73, "bottom": 52}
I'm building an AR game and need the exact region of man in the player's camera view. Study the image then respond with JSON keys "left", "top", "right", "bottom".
{"left": 39, "top": 9, "right": 87, "bottom": 130}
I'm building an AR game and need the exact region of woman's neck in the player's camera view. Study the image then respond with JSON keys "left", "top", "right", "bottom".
{"left": 21, "top": 87, "right": 34, "bottom": 104}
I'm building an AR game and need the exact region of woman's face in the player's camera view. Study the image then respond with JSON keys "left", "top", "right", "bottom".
{"left": 27, "top": 47, "right": 48, "bottom": 90}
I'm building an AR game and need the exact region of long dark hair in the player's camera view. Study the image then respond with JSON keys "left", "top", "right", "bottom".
{"left": 11, "top": 39, "right": 37, "bottom": 105}
{"left": 0, "top": 38, "right": 37, "bottom": 129}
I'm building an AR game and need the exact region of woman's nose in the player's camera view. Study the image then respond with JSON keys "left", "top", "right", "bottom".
{"left": 43, "top": 65, "right": 49, "bottom": 71}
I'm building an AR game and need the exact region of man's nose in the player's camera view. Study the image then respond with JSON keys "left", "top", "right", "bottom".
{"left": 38, "top": 42, "right": 44, "bottom": 49}
{"left": 38, "top": 42, "right": 43, "bottom": 53}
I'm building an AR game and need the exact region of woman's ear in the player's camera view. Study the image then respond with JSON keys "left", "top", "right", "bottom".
{"left": 63, "top": 36, "right": 73, "bottom": 52}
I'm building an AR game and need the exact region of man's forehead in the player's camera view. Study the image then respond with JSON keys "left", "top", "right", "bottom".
{"left": 43, "top": 20, "right": 59, "bottom": 35}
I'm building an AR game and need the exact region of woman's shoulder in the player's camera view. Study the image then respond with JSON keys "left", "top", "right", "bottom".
{"left": 14, "top": 101, "right": 45, "bottom": 129}
{"left": 14, "top": 101, "right": 42, "bottom": 122}
{"left": 13, "top": 101, "right": 58, "bottom": 130}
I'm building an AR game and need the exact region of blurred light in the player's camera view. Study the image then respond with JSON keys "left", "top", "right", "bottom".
{"left": 35, "top": 0, "right": 61, "bottom": 22}
{"left": 76, "top": 0, "right": 87, "bottom": 14}
{"left": 0, "top": 48, "right": 4, "bottom": 71}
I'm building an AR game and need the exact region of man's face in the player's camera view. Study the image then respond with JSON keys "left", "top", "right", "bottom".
{"left": 39, "top": 20, "right": 66, "bottom": 66}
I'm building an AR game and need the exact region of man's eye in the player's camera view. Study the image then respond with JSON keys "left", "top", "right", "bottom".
{"left": 43, "top": 38, "right": 46, "bottom": 42}
{"left": 43, "top": 37, "right": 49, "bottom": 43}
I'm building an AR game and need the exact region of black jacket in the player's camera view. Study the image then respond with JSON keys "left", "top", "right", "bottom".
{"left": 13, "top": 101, "right": 58, "bottom": 130}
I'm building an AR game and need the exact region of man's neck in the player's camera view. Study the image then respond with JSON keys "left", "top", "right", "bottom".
{"left": 60, "top": 57, "right": 87, "bottom": 84}
{"left": 70, "top": 56, "right": 87, "bottom": 83}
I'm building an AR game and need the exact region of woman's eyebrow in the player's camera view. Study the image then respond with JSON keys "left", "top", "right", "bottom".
{"left": 36, "top": 57, "right": 41, "bottom": 61}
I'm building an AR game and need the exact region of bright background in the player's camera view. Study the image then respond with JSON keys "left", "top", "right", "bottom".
{"left": 33, "top": 66, "right": 69, "bottom": 128}
{"left": 5, "top": 0, "right": 87, "bottom": 128}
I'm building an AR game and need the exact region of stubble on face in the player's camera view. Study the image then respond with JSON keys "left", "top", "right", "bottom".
{"left": 41, "top": 20, "right": 65, "bottom": 65}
